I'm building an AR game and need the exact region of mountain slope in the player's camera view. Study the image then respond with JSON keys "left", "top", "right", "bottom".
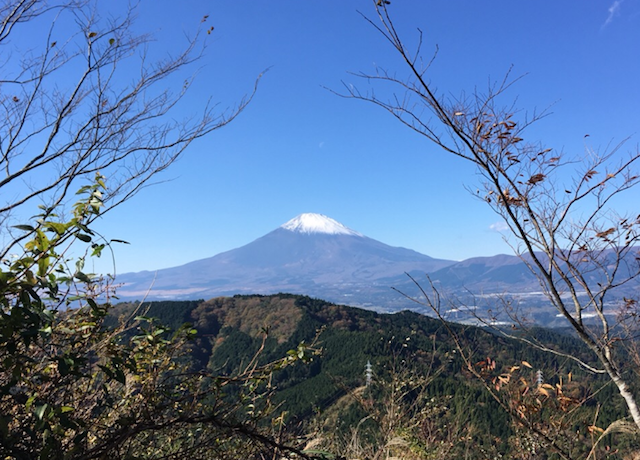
{"left": 116, "top": 213, "right": 455, "bottom": 308}
{"left": 106, "top": 295, "right": 629, "bottom": 459}
{"left": 114, "top": 213, "right": 640, "bottom": 321}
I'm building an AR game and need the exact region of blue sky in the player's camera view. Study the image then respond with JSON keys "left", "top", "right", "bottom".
{"left": 86, "top": 0, "right": 640, "bottom": 275}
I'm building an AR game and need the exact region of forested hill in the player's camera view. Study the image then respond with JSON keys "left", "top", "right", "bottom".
{"left": 109, "top": 294, "right": 631, "bottom": 458}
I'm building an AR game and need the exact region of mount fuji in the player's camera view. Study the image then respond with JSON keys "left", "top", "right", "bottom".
{"left": 115, "top": 213, "right": 457, "bottom": 309}
{"left": 113, "top": 213, "right": 640, "bottom": 321}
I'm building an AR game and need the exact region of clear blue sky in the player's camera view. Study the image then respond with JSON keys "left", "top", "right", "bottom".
{"left": 87, "top": 0, "right": 640, "bottom": 275}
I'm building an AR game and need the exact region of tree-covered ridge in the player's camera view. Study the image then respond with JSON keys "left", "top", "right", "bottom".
{"left": 193, "top": 295, "right": 303, "bottom": 343}
{"left": 111, "top": 294, "right": 636, "bottom": 459}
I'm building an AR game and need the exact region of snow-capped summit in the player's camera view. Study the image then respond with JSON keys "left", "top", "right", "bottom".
{"left": 280, "top": 213, "right": 362, "bottom": 236}
{"left": 115, "top": 211, "right": 458, "bottom": 310}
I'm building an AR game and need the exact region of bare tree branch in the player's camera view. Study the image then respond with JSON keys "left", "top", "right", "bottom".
{"left": 350, "top": 0, "right": 640, "bottom": 437}
{"left": 0, "top": 1, "right": 259, "bottom": 260}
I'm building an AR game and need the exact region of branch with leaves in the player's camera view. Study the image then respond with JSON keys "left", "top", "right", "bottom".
{"left": 0, "top": 175, "right": 321, "bottom": 459}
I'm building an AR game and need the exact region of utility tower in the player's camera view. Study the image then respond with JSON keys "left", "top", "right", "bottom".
{"left": 365, "top": 360, "right": 373, "bottom": 386}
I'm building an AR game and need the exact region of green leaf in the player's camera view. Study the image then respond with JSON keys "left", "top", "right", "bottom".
{"left": 34, "top": 230, "right": 50, "bottom": 252}
{"left": 25, "top": 394, "right": 37, "bottom": 410}
{"left": 74, "top": 272, "right": 92, "bottom": 283}
{"left": 77, "top": 223, "right": 92, "bottom": 233}
{"left": 13, "top": 224, "right": 35, "bottom": 232}
{"left": 91, "top": 244, "right": 105, "bottom": 257}
{"left": 37, "top": 256, "right": 50, "bottom": 277}
{"left": 76, "top": 233, "right": 92, "bottom": 243}
{"left": 34, "top": 403, "right": 49, "bottom": 420}
{"left": 45, "top": 222, "right": 68, "bottom": 235}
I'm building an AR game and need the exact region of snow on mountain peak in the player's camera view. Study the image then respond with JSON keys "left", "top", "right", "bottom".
{"left": 281, "top": 213, "right": 362, "bottom": 236}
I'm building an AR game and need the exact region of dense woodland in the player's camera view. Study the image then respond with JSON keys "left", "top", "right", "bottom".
{"left": 107, "top": 294, "right": 637, "bottom": 459}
